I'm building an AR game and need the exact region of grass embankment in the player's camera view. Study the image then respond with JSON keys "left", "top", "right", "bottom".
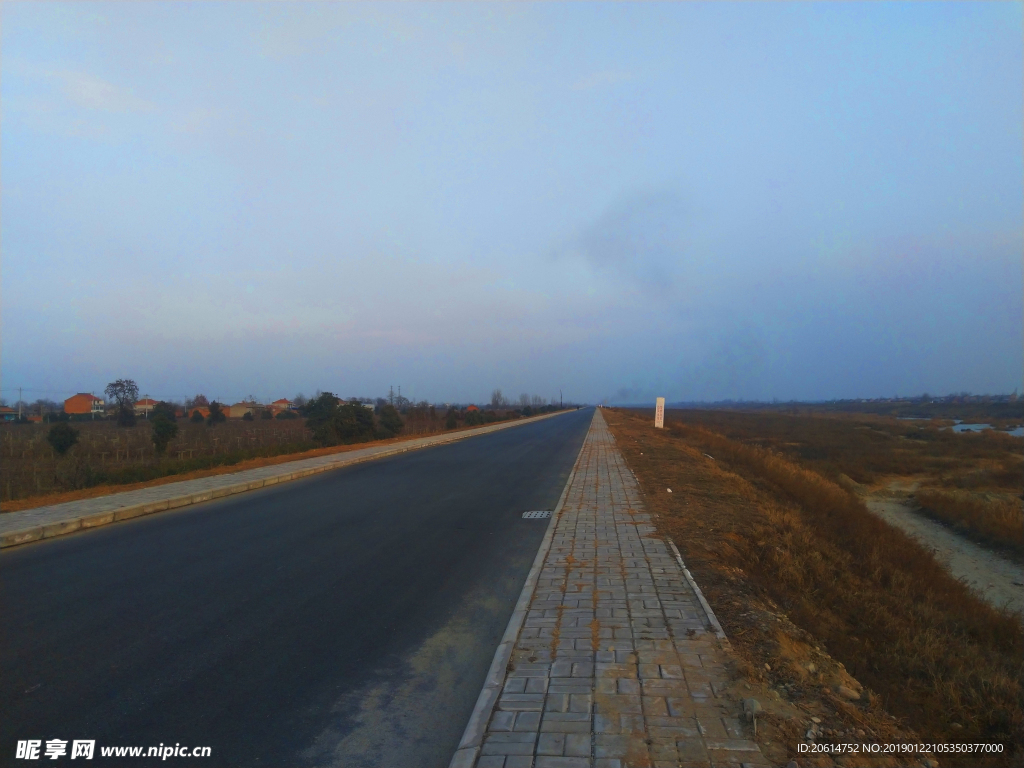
{"left": 673, "top": 408, "right": 1024, "bottom": 558}
{"left": 606, "top": 408, "right": 1023, "bottom": 767}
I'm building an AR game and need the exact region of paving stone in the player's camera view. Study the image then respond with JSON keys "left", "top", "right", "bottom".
{"left": 536, "top": 733, "right": 565, "bottom": 756}
{"left": 490, "top": 711, "right": 516, "bottom": 732}
{"left": 514, "top": 712, "right": 542, "bottom": 732}
{"left": 464, "top": 410, "right": 768, "bottom": 768}
{"left": 534, "top": 758, "right": 590, "bottom": 768}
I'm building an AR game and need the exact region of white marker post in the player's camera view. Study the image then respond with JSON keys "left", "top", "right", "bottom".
{"left": 655, "top": 397, "right": 665, "bottom": 429}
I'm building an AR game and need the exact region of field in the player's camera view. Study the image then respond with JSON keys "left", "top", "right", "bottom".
{"left": 605, "top": 407, "right": 1023, "bottom": 767}
{"left": 666, "top": 407, "right": 1024, "bottom": 557}
{"left": 0, "top": 406, "right": 469, "bottom": 508}
{"left": 0, "top": 418, "right": 317, "bottom": 504}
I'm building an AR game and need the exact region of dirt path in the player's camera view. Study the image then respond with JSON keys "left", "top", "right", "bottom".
{"left": 865, "top": 496, "right": 1024, "bottom": 619}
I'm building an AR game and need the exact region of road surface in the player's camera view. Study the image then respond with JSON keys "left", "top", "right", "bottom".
{"left": 1, "top": 409, "right": 594, "bottom": 767}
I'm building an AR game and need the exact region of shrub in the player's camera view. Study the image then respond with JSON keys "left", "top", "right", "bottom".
{"left": 207, "top": 402, "right": 227, "bottom": 426}
{"left": 242, "top": 411, "right": 254, "bottom": 422}
{"left": 445, "top": 409, "right": 458, "bottom": 430}
{"left": 151, "top": 414, "right": 179, "bottom": 455}
{"left": 47, "top": 422, "right": 80, "bottom": 455}
{"left": 152, "top": 401, "right": 177, "bottom": 422}
{"left": 336, "top": 402, "right": 376, "bottom": 442}
{"left": 260, "top": 409, "right": 273, "bottom": 420}
{"left": 301, "top": 393, "right": 377, "bottom": 445}
{"left": 305, "top": 392, "right": 342, "bottom": 444}
{"left": 378, "top": 404, "right": 403, "bottom": 437}
{"left": 275, "top": 410, "right": 298, "bottom": 420}
{"left": 190, "top": 410, "right": 205, "bottom": 423}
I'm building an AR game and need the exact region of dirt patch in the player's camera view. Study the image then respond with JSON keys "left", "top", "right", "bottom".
{"left": 864, "top": 494, "right": 1024, "bottom": 619}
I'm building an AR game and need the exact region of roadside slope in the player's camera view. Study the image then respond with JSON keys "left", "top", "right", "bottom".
{"left": 864, "top": 495, "right": 1024, "bottom": 618}
{"left": 604, "top": 407, "right": 1022, "bottom": 767}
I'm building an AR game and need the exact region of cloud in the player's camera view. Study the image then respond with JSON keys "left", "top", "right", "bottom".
{"left": 58, "top": 70, "right": 153, "bottom": 113}
{"left": 555, "top": 188, "right": 687, "bottom": 297}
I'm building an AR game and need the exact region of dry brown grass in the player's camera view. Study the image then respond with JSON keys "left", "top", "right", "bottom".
{"left": 666, "top": 407, "right": 1024, "bottom": 558}
{"left": 0, "top": 434, "right": 410, "bottom": 513}
{"left": 0, "top": 417, "right": 517, "bottom": 513}
{"left": 605, "top": 408, "right": 1023, "bottom": 767}
{"left": 0, "top": 418, "right": 317, "bottom": 502}
{"left": 669, "top": 408, "right": 1023, "bottom": 490}
{"left": 915, "top": 489, "right": 1024, "bottom": 556}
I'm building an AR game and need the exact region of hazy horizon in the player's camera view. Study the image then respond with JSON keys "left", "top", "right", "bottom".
{"left": 3, "top": 2, "right": 1022, "bottom": 406}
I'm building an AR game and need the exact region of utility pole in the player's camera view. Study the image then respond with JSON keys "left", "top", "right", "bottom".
{"left": 18, "top": 388, "right": 22, "bottom": 419}
{"left": 389, "top": 386, "right": 394, "bottom": 406}
{"left": 560, "top": 389, "right": 562, "bottom": 409}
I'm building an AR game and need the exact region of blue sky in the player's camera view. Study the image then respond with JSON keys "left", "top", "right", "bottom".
{"left": 2, "top": 2, "right": 1021, "bottom": 405}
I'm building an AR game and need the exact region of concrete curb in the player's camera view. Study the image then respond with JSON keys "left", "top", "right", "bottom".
{"left": 449, "top": 410, "right": 594, "bottom": 768}
{"left": 0, "top": 410, "right": 573, "bottom": 550}
{"left": 667, "top": 538, "right": 729, "bottom": 643}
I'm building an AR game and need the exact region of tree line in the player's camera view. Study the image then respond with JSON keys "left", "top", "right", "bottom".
{"left": 35, "top": 379, "right": 571, "bottom": 460}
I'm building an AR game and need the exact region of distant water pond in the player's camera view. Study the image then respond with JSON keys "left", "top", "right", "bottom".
{"left": 895, "top": 417, "right": 1022, "bottom": 436}
{"left": 948, "top": 422, "right": 1024, "bottom": 437}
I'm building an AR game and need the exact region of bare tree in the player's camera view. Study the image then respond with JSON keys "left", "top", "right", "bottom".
{"left": 33, "top": 399, "right": 61, "bottom": 417}
{"left": 519, "top": 393, "right": 530, "bottom": 408}
{"left": 186, "top": 394, "right": 210, "bottom": 409}
{"left": 491, "top": 389, "right": 508, "bottom": 409}
{"left": 105, "top": 379, "right": 139, "bottom": 427}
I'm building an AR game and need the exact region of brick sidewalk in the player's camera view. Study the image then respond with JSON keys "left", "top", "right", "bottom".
{"left": 456, "top": 409, "right": 770, "bottom": 768}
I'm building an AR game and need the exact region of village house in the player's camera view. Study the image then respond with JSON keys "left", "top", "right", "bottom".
{"left": 0, "top": 405, "right": 17, "bottom": 422}
{"left": 135, "top": 398, "right": 158, "bottom": 417}
{"left": 64, "top": 393, "right": 105, "bottom": 417}
{"left": 229, "top": 402, "right": 266, "bottom": 418}
{"left": 269, "top": 398, "right": 294, "bottom": 416}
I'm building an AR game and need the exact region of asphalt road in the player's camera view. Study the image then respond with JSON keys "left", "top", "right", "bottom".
{"left": 1, "top": 408, "right": 594, "bottom": 768}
